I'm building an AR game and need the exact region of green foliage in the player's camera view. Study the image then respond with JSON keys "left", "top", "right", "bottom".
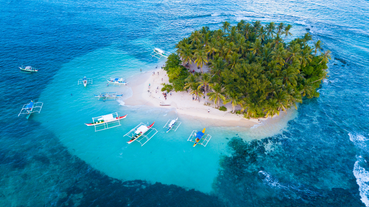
{"left": 219, "top": 106, "right": 227, "bottom": 111}
{"left": 164, "top": 53, "right": 190, "bottom": 92}
{"left": 172, "top": 20, "right": 329, "bottom": 118}
{"left": 161, "top": 84, "right": 173, "bottom": 93}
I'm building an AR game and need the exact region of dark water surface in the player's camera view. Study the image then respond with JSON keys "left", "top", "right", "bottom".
{"left": 1, "top": 0, "right": 369, "bottom": 206}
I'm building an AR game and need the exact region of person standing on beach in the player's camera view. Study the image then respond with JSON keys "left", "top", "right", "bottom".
{"left": 208, "top": 108, "right": 210, "bottom": 113}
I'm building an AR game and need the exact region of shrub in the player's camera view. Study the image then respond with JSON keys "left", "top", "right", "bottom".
{"left": 219, "top": 106, "right": 227, "bottom": 111}
{"left": 161, "top": 84, "right": 173, "bottom": 93}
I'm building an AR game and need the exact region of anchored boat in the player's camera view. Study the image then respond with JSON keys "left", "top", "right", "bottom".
{"left": 151, "top": 48, "right": 168, "bottom": 59}
{"left": 187, "top": 128, "right": 212, "bottom": 147}
{"left": 18, "top": 100, "right": 43, "bottom": 119}
{"left": 107, "top": 78, "right": 127, "bottom": 85}
{"left": 85, "top": 112, "right": 126, "bottom": 132}
{"left": 94, "top": 92, "right": 123, "bottom": 101}
{"left": 163, "top": 117, "right": 181, "bottom": 133}
{"left": 19, "top": 66, "right": 38, "bottom": 73}
{"left": 78, "top": 76, "right": 93, "bottom": 87}
{"left": 124, "top": 122, "right": 158, "bottom": 146}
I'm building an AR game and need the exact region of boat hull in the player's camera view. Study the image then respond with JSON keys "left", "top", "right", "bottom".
{"left": 127, "top": 122, "right": 155, "bottom": 144}
{"left": 193, "top": 128, "right": 206, "bottom": 147}
{"left": 20, "top": 68, "right": 38, "bottom": 73}
{"left": 85, "top": 115, "right": 127, "bottom": 126}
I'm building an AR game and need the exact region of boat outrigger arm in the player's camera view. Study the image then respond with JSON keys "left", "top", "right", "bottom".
{"left": 18, "top": 101, "right": 43, "bottom": 119}
{"left": 187, "top": 128, "right": 212, "bottom": 147}
{"left": 85, "top": 112, "right": 126, "bottom": 132}
{"left": 163, "top": 118, "right": 181, "bottom": 133}
{"left": 124, "top": 122, "right": 158, "bottom": 146}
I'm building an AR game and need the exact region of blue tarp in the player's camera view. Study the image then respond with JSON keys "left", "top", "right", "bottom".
{"left": 196, "top": 131, "right": 204, "bottom": 139}
{"left": 114, "top": 78, "right": 119, "bottom": 81}
{"left": 26, "top": 101, "right": 34, "bottom": 109}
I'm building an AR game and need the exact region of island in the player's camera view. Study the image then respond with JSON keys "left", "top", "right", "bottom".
{"left": 125, "top": 20, "right": 330, "bottom": 126}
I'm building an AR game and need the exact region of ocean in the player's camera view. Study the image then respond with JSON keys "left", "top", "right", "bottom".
{"left": 1, "top": 0, "right": 368, "bottom": 206}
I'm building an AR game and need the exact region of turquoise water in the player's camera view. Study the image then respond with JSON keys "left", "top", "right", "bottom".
{"left": 1, "top": 0, "right": 369, "bottom": 206}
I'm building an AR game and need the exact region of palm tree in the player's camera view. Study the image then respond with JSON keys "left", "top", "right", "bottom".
{"left": 222, "top": 21, "right": 231, "bottom": 33}
{"left": 284, "top": 24, "right": 293, "bottom": 39}
{"left": 179, "top": 45, "right": 193, "bottom": 65}
{"left": 264, "top": 99, "right": 280, "bottom": 117}
{"left": 207, "top": 83, "right": 226, "bottom": 108}
{"left": 277, "top": 22, "right": 284, "bottom": 35}
{"left": 198, "top": 73, "right": 211, "bottom": 93}
{"left": 190, "top": 84, "right": 203, "bottom": 100}
{"left": 249, "top": 39, "right": 262, "bottom": 55}
{"left": 286, "top": 44, "right": 301, "bottom": 64}
{"left": 300, "top": 47, "right": 313, "bottom": 67}
{"left": 193, "top": 49, "right": 208, "bottom": 73}
{"left": 314, "top": 40, "right": 322, "bottom": 55}
{"left": 266, "top": 22, "right": 276, "bottom": 38}
{"left": 224, "top": 91, "right": 242, "bottom": 113}
{"left": 319, "top": 50, "right": 331, "bottom": 64}
{"left": 190, "top": 31, "right": 203, "bottom": 44}
{"left": 273, "top": 89, "right": 289, "bottom": 112}
{"left": 205, "top": 40, "right": 218, "bottom": 59}
{"left": 184, "top": 74, "right": 198, "bottom": 91}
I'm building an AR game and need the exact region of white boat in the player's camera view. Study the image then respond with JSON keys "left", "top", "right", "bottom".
{"left": 124, "top": 122, "right": 158, "bottom": 146}
{"left": 85, "top": 112, "right": 125, "bottom": 132}
{"left": 160, "top": 102, "right": 171, "bottom": 106}
{"left": 151, "top": 48, "right": 168, "bottom": 59}
{"left": 163, "top": 117, "right": 181, "bottom": 133}
{"left": 107, "top": 78, "right": 127, "bottom": 85}
{"left": 78, "top": 76, "right": 93, "bottom": 87}
{"left": 18, "top": 100, "right": 43, "bottom": 119}
{"left": 19, "top": 66, "right": 38, "bottom": 73}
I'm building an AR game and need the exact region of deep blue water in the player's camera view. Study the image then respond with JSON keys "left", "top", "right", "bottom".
{"left": 1, "top": 0, "right": 369, "bottom": 206}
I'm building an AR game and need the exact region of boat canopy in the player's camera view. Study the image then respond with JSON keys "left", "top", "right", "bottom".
{"left": 135, "top": 125, "right": 147, "bottom": 134}
{"left": 26, "top": 101, "right": 34, "bottom": 109}
{"left": 196, "top": 131, "right": 204, "bottom": 139}
{"left": 91, "top": 112, "right": 121, "bottom": 132}
{"left": 25, "top": 66, "right": 32, "bottom": 69}
{"left": 155, "top": 48, "right": 164, "bottom": 54}
{"left": 100, "top": 114, "right": 114, "bottom": 121}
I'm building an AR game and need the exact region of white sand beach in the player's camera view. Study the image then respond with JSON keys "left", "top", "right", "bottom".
{"left": 124, "top": 68, "right": 266, "bottom": 127}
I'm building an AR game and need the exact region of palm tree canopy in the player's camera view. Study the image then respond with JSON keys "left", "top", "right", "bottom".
{"left": 164, "top": 20, "right": 329, "bottom": 118}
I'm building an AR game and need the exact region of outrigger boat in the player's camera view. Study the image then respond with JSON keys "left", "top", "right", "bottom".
{"left": 85, "top": 112, "right": 126, "bottom": 132}
{"left": 151, "top": 48, "right": 168, "bottom": 59}
{"left": 107, "top": 78, "right": 127, "bottom": 86}
{"left": 187, "top": 128, "right": 212, "bottom": 147}
{"left": 94, "top": 92, "right": 123, "bottom": 101}
{"left": 124, "top": 122, "right": 158, "bottom": 146}
{"left": 78, "top": 76, "right": 93, "bottom": 87}
{"left": 19, "top": 66, "right": 38, "bottom": 73}
{"left": 163, "top": 117, "right": 181, "bottom": 133}
{"left": 18, "top": 100, "right": 43, "bottom": 119}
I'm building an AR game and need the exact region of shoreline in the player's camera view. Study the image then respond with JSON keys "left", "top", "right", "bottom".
{"left": 124, "top": 68, "right": 276, "bottom": 128}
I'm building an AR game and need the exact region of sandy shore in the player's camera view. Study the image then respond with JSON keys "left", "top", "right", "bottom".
{"left": 124, "top": 68, "right": 265, "bottom": 127}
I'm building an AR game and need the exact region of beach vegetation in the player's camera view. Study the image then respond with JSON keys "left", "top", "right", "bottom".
{"left": 219, "top": 106, "right": 227, "bottom": 111}
{"left": 161, "top": 83, "right": 173, "bottom": 93}
{"left": 164, "top": 20, "right": 330, "bottom": 118}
